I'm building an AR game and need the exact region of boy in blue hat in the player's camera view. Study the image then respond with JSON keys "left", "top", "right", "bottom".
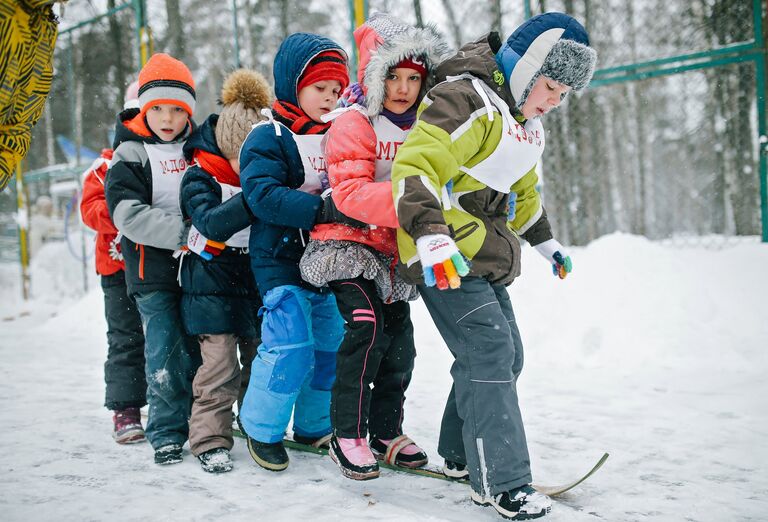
{"left": 237, "top": 32, "right": 361, "bottom": 472}
{"left": 391, "top": 13, "right": 597, "bottom": 520}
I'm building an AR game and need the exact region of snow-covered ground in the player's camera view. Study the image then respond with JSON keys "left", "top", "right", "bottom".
{"left": 0, "top": 234, "right": 766, "bottom": 521}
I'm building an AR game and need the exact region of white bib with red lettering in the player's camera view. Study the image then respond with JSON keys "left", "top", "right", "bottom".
{"left": 144, "top": 142, "right": 188, "bottom": 214}
{"left": 448, "top": 74, "right": 545, "bottom": 193}
{"left": 293, "top": 134, "right": 329, "bottom": 195}
{"left": 371, "top": 115, "right": 411, "bottom": 182}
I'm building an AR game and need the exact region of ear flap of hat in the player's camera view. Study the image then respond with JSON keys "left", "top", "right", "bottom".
{"left": 539, "top": 39, "right": 597, "bottom": 91}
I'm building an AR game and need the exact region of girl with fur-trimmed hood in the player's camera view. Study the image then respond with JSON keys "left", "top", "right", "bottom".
{"left": 298, "top": 12, "right": 449, "bottom": 481}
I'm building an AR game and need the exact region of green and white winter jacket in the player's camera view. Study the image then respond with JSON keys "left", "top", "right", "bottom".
{"left": 392, "top": 32, "right": 555, "bottom": 286}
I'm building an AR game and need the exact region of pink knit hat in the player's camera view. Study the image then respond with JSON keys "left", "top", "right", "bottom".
{"left": 123, "top": 80, "right": 140, "bottom": 110}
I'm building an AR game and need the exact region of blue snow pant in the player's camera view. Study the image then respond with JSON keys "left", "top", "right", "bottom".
{"left": 240, "top": 285, "right": 344, "bottom": 443}
{"left": 419, "top": 278, "right": 532, "bottom": 497}
{"left": 134, "top": 290, "right": 201, "bottom": 449}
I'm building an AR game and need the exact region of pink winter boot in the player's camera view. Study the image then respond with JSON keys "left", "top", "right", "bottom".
{"left": 329, "top": 436, "right": 380, "bottom": 480}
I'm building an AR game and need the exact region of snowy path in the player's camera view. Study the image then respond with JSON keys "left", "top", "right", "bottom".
{"left": 0, "top": 234, "right": 766, "bottom": 521}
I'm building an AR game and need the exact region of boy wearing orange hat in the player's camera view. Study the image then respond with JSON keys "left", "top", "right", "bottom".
{"left": 105, "top": 53, "right": 201, "bottom": 466}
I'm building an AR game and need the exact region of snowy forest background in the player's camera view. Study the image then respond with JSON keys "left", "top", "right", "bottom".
{"left": 14, "top": 0, "right": 767, "bottom": 245}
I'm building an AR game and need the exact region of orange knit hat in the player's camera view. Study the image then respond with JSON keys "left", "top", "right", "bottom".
{"left": 137, "top": 53, "right": 196, "bottom": 116}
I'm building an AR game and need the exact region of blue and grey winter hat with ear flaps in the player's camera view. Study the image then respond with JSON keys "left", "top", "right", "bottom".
{"left": 496, "top": 12, "right": 597, "bottom": 110}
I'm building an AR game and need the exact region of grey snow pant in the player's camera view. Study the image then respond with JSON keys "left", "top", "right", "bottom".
{"left": 419, "top": 277, "right": 532, "bottom": 496}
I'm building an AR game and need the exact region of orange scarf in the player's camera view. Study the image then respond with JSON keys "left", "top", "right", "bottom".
{"left": 193, "top": 149, "right": 239, "bottom": 187}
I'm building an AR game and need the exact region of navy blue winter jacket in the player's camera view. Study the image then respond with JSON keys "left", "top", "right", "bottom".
{"left": 179, "top": 114, "right": 262, "bottom": 337}
{"left": 239, "top": 33, "right": 346, "bottom": 296}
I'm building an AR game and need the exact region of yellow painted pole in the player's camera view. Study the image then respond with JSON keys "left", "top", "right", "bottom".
{"left": 353, "top": 0, "right": 366, "bottom": 27}
{"left": 15, "top": 164, "right": 30, "bottom": 300}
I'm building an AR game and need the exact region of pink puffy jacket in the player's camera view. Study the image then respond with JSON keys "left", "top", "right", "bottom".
{"left": 309, "top": 108, "right": 400, "bottom": 257}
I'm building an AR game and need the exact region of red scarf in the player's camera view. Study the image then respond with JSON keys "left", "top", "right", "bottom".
{"left": 193, "top": 149, "right": 240, "bottom": 187}
{"left": 272, "top": 100, "right": 331, "bottom": 135}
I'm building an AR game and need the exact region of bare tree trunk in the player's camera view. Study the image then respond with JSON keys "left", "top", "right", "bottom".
{"left": 244, "top": 0, "right": 267, "bottom": 70}
{"left": 604, "top": 97, "right": 627, "bottom": 232}
{"left": 624, "top": 0, "right": 648, "bottom": 235}
{"left": 545, "top": 108, "right": 574, "bottom": 245}
{"left": 413, "top": 0, "right": 423, "bottom": 28}
{"left": 165, "top": 0, "right": 186, "bottom": 61}
{"left": 44, "top": 106, "right": 55, "bottom": 166}
{"left": 729, "top": 43, "right": 758, "bottom": 232}
{"left": 490, "top": 0, "right": 502, "bottom": 35}
{"left": 709, "top": 0, "right": 729, "bottom": 233}
{"left": 440, "top": 0, "right": 462, "bottom": 49}
{"left": 279, "top": 0, "right": 289, "bottom": 40}
{"left": 107, "top": 0, "right": 127, "bottom": 106}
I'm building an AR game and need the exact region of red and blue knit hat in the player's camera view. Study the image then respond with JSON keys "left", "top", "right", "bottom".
{"left": 297, "top": 50, "right": 349, "bottom": 93}
{"left": 137, "top": 53, "right": 196, "bottom": 116}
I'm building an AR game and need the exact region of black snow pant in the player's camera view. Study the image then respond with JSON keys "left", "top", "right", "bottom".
{"left": 101, "top": 270, "right": 147, "bottom": 410}
{"left": 328, "top": 277, "right": 416, "bottom": 440}
{"left": 419, "top": 277, "right": 532, "bottom": 497}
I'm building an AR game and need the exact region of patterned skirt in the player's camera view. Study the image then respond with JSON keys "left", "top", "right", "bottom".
{"left": 299, "top": 239, "right": 418, "bottom": 304}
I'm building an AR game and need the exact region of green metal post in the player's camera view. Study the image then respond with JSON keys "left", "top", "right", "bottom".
{"left": 231, "top": 0, "right": 241, "bottom": 69}
{"left": 754, "top": 0, "right": 768, "bottom": 242}
{"left": 524, "top": 0, "right": 532, "bottom": 20}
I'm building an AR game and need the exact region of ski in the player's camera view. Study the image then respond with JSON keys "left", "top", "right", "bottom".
{"left": 531, "top": 452, "right": 609, "bottom": 496}
{"left": 232, "top": 426, "right": 608, "bottom": 496}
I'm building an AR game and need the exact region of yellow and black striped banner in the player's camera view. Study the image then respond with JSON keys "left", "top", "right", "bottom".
{"left": 0, "top": 1, "right": 59, "bottom": 191}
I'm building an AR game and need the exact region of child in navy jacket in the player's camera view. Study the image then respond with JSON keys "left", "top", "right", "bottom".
{"left": 179, "top": 69, "right": 272, "bottom": 473}
{"left": 237, "top": 33, "right": 358, "bottom": 472}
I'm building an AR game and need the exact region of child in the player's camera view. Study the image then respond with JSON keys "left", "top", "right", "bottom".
{"left": 237, "top": 32, "right": 360, "bottom": 472}
{"left": 391, "top": 13, "right": 596, "bottom": 520}
{"left": 80, "top": 81, "right": 147, "bottom": 444}
{"left": 178, "top": 69, "right": 271, "bottom": 473}
{"left": 299, "top": 13, "right": 448, "bottom": 480}
{"left": 105, "top": 53, "right": 201, "bottom": 466}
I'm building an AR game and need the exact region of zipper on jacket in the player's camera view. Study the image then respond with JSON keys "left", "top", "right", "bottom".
{"left": 136, "top": 244, "right": 145, "bottom": 280}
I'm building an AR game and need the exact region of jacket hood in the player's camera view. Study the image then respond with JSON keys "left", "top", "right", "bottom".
{"left": 183, "top": 114, "right": 222, "bottom": 161}
{"left": 273, "top": 32, "right": 348, "bottom": 106}
{"left": 354, "top": 13, "right": 449, "bottom": 116}
{"left": 433, "top": 33, "right": 517, "bottom": 109}
{"left": 112, "top": 107, "right": 193, "bottom": 149}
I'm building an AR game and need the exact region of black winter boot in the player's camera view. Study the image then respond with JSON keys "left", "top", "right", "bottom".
{"left": 293, "top": 432, "right": 332, "bottom": 449}
{"left": 443, "top": 459, "right": 469, "bottom": 479}
{"left": 154, "top": 443, "right": 183, "bottom": 465}
{"left": 198, "top": 447, "right": 233, "bottom": 473}
{"left": 247, "top": 437, "right": 288, "bottom": 471}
